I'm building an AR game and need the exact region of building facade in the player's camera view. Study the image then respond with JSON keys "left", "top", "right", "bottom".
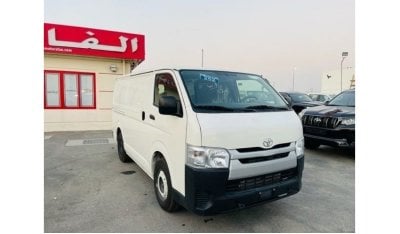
{"left": 44, "top": 23, "right": 145, "bottom": 132}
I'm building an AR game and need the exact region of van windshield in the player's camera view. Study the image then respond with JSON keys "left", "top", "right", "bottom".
{"left": 179, "top": 70, "right": 290, "bottom": 113}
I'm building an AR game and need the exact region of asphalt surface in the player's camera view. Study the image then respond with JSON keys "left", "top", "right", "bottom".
{"left": 44, "top": 131, "right": 355, "bottom": 232}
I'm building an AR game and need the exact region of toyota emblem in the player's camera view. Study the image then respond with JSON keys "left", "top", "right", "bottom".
{"left": 263, "top": 138, "right": 273, "bottom": 148}
{"left": 314, "top": 117, "right": 322, "bottom": 124}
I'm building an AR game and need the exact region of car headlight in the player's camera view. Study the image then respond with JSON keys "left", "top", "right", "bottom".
{"left": 295, "top": 138, "right": 304, "bottom": 157}
{"left": 186, "top": 145, "right": 230, "bottom": 169}
{"left": 341, "top": 117, "right": 355, "bottom": 125}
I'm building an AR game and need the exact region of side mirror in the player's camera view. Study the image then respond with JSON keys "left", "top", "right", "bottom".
{"left": 324, "top": 100, "right": 330, "bottom": 105}
{"left": 159, "top": 96, "right": 182, "bottom": 117}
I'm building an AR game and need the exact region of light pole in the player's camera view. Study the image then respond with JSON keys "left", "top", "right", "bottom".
{"left": 201, "top": 49, "right": 204, "bottom": 68}
{"left": 340, "top": 52, "right": 348, "bottom": 92}
{"left": 292, "top": 66, "right": 296, "bottom": 91}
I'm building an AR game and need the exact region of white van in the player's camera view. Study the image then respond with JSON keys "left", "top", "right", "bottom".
{"left": 112, "top": 68, "right": 304, "bottom": 215}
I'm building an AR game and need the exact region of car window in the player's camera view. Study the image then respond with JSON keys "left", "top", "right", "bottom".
{"left": 328, "top": 91, "right": 355, "bottom": 107}
{"left": 309, "top": 94, "right": 317, "bottom": 101}
{"left": 153, "top": 73, "right": 180, "bottom": 107}
{"left": 289, "top": 93, "right": 313, "bottom": 103}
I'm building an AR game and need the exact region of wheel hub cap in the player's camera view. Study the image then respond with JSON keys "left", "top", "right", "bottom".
{"left": 156, "top": 170, "right": 168, "bottom": 201}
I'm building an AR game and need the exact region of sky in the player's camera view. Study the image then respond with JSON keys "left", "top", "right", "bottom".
{"left": 44, "top": 0, "right": 354, "bottom": 92}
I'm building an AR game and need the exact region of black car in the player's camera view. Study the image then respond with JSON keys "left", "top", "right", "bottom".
{"left": 299, "top": 89, "right": 355, "bottom": 149}
{"left": 279, "top": 92, "right": 322, "bottom": 114}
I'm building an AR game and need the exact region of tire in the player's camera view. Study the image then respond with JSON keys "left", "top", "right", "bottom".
{"left": 153, "top": 156, "right": 180, "bottom": 212}
{"left": 117, "top": 131, "right": 132, "bottom": 163}
{"left": 305, "top": 139, "right": 320, "bottom": 149}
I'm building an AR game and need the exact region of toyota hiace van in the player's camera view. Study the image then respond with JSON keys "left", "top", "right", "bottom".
{"left": 112, "top": 68, "right": 304, "bottom": 215}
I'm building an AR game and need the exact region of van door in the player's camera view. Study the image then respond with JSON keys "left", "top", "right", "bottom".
{"left": 141, "top": 72, "right": 188, "bottom": 194}
{"left": 122, "top": 77, "right": 152, "bottom": 173}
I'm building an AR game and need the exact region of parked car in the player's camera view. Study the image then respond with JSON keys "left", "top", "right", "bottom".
{"left": 279, "top": 92, "right": 322, "bottom": 114}
{"left": 328, "top": 94, "right": 337, "bottom": 99}
{"left": 307, "top": 93, "right": 333, "bottom": 103}
{"left": 299, "top": 89, "right": 355, "bottom": 149}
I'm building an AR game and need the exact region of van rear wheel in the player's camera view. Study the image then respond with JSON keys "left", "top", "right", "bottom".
{"left": 117, "top": 132, "right": 132, "bottom": 163}
{"left": 154, "top": 157, "right": 180, "bottom": 212}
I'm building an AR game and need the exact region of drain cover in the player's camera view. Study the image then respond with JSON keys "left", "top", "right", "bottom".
{"left": 83, "top": 139, "right": 109, "bottom": 145}
{"left": 65, "top": 138, "right": 115, "bottom": 146}
{"left": 121, "top": 170, "right": 136, "bottom": 175}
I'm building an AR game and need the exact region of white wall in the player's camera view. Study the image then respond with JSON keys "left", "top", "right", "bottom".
{"left": 44, "top": 54, "right": 133, "bottom": 132}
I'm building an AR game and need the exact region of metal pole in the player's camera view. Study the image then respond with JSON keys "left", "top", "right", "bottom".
{"left": 340, "top": 52, "right": 348, "bottom": 92}
{"left": 201, "top": 49, "right": 204, "bottom": 68}
{"left": 292, "top": 67, "right": 296, "bottom": 91}
{"left": 340, "top": 58, "right": 344, "bottom": 92}
{"left": 292, "top": 69, "right": 294, "bottom": 91}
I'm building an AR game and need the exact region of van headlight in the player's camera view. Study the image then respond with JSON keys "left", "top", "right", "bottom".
{"left": 295, "top": 138, "right": 304, "bottom": 157}
{"left": 186, "top": 145, "right": 230, "bottom": 169}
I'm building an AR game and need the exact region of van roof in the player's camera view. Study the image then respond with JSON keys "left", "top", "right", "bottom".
{"left": 130, "top": 67, "right": 261, "bottom": 77}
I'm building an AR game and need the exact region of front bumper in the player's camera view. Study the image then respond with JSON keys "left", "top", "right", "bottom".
{"left": 176, "top": 156, "right": 304, "bottom": 215}
{"left": 303, "top": 126, "right": 355, "bottom": 148}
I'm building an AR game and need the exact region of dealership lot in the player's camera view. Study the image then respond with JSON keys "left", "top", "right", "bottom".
{"left": 44, "top": 131, "right": 354, "bottom": 232}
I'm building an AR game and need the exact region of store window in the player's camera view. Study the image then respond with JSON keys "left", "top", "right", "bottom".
{"left": 44, "top": 70, "right": 96, "bottom": 109}
{"left": 45, "top": 72, "right": 61, "bottom": 107}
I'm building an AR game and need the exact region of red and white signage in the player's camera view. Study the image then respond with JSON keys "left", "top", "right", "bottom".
{"left": 44, "top": 23, "right": 145, "bottom": 60}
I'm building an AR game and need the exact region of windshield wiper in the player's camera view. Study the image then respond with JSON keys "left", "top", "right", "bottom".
{"left": 245, "top": 105, "right": 289, "bottom": 111}
{"left": 327, "top": 104, "right": 354, "bottom": 107}
{"left": 194, "top": 105, "right": 236, "bottom": 112}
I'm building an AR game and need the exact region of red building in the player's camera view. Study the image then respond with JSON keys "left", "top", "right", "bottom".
{"left": 44, "top": 23, "right": 145, "bottom": 131}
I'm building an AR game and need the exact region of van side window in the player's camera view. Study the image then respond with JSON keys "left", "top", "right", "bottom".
{"left": 154, "top": 73, "right": 180, "bottom": 106}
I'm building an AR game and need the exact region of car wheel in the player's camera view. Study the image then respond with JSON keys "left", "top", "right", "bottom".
{"left": 305, "top": 140, "right": 320, "bottom": 149}
{"left": 154, "top": 156, "right": 180, "bottom": 212}
{"left": 117, "top": 131, "right": 132, "bottom": 163}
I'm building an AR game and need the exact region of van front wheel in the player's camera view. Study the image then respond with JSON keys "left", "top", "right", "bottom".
{"left": 154, "top": 157, "right": 180, "bottom": 212}
{"left": 117, "top": 132, "right": 132, "bottom": 163}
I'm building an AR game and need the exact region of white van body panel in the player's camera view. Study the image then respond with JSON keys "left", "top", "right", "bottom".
{"left": 196, "top": 111, "right": 303, "bottom": 149}
{"left": 196, "top": 111, "right": 302, "bottom": 179}
{"left": 113, "top": 70, "right": 188, "bottom": 195}
{"left": 113, "top": 75, "right": 153, "bottom": 176}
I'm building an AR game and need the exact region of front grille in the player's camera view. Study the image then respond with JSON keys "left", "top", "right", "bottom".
{"left": 304, "top": 126, "right": 355, "bottom": 142}
{"left": 238, "top": 152, "right": 289, "bottom": 164}
{"left": 302, "top": 115, "right": 340, "bottom": 129}
{"left": 225, "top": 168, "right": 297, "bottom": 192}
{"left": 236, "top": 143, "right": 291, "bottom": 153}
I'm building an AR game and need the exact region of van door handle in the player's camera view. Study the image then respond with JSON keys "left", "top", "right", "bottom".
{"left": 149, "top": 114, "right": 155, "bottom": 120}
{"left": 142, "top": 111, "right": 145, "bottom": 121}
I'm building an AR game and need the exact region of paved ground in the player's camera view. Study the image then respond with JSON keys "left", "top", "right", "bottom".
{"left": 44, "top": 131, "right": 355, "bottom": 232}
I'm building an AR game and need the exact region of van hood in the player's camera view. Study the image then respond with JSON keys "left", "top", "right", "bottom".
{"left": 196, "top": 111, "right": 303, "bottom": 150}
